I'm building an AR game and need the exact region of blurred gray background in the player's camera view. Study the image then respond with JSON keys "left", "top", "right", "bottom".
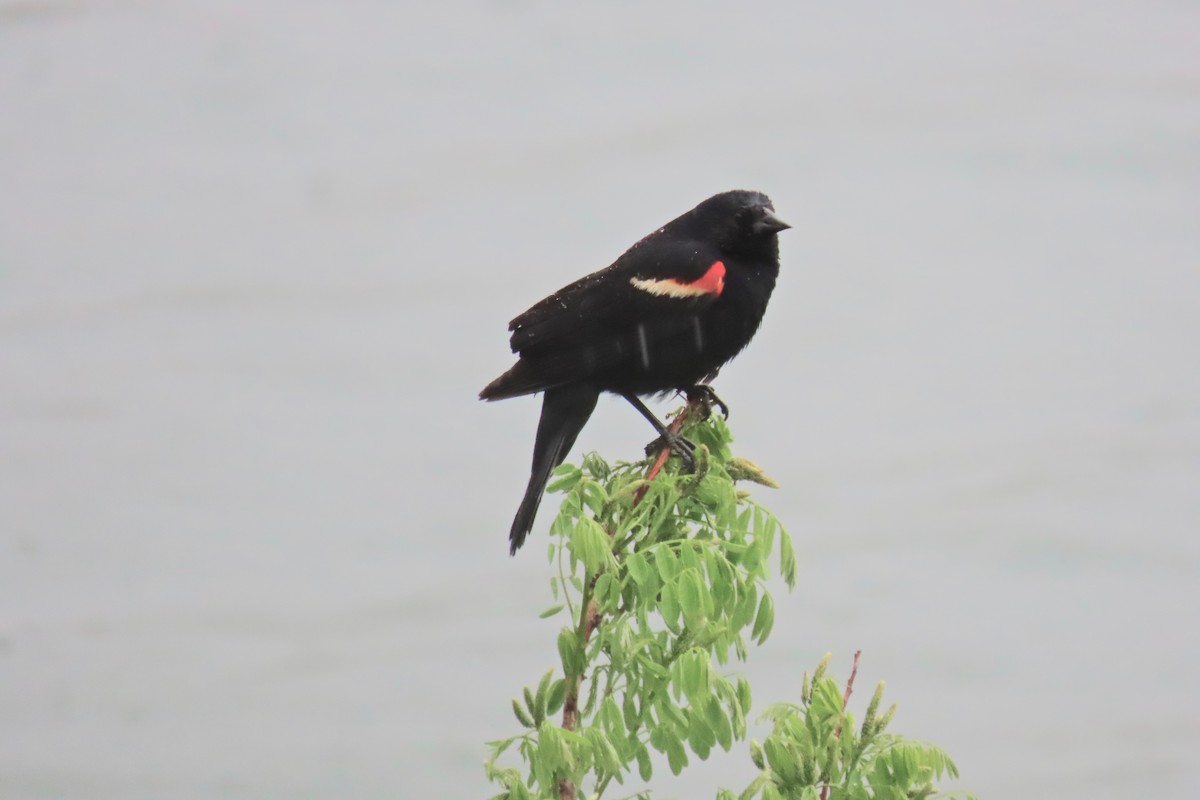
{"left": 2, "top": 1, "right": 1197, "bottom": 798}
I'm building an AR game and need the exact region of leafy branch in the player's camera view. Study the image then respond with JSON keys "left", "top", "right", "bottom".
{"left": 484, "top": 400, "right": 971, "bottom": 800}
{"left": 738, "top": 650, "right": 971, "bottom": 800}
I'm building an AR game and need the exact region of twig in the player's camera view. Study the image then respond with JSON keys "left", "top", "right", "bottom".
{"left": 841, "top": 650, "right": 862, "bottom": 713}
{"left": 820, "top": 650, "right": 863, "bottom": 800}
{"left": 558, "top": 584, "right": 597, "bottom": 800}
{"left": 633, "top": 414, "right": 686, "bottom": 504}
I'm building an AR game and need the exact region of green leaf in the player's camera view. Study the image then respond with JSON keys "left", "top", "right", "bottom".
{"left": 731, "top": 581, "right": 758, "bottom": 630}
{"left": 545, "top": 679, "right": 566, "bottom": 716}
{"left": 709, "top": 553, "right": 735, "bottom": 612}
{"left": 607, "top": 620, "right": 631, "bottom": 670}
{"left": 763, "top": 737, "right": 801, "bottom": 784}
{"left": 585, "top": 728, "right": 622, "bottom": 775}
{"left": 637, "top": 566, "right": 662, "bottom": 607}
{"left": 649, "top": 723, "right": 672, "bottom": 752}
{"left": 535, "top": 668, "right": 554, "bottom": 716}
{"left": 810, "top": 676, "right": 844, "bottom": 724}
{"left": 665, "top": 733, "right": 688, "bottom": 775}
{"left": 615, "top": 484, "right": 652, "bottom": 536}
{"left": 749, "top": 738, "right": 765, "bottom": 770}
{"left": 583, "top": 662, "right": 602, "bottom": 716}
{"left": 523, "top": 686, "right": 539, "bottom": 723}
{"left": 677, "top": 568, "right": 705, "bottom": 626}
{"left": 626, "top": 551, "right": 653, "bottom": 585}
{"left": 737, "top": 676, "right": 753, "bottom": 715}
{"left": 569, "top": 516, "right": 612, "bottom": 575}
{"left": 752, "top": 592, "right": 775, "bottom": 644}
{"left": 679, "top": 542, "right": 700, "bottom": 572}
{"left": 582, "top": 451, "right": 610, "bottom": 479}
{"left": 548, "top": 506, "right": 573, "bottom": 541}
{"left": 546, "top": 464, "right": 583, "bottom": 493}
{"left": 654, "top": 545, "right": 680, "bottom": 581}
{"left": 661, "top": 700, "right": 691, "bottom": 738}
{"left": 756, "top": 510, "right": 776, "bottom": 554}
{"left": 623, "top": 693, "right": 640, "bottom": 732}
{"left": 538, "top": 604, "right": 564, "bottom": 619}
{"left": 660, "top": 582, "right": 681, "bottom": 632}
{"left": 635, "top": 741, "right": 653, "bottom": 782}
{"left": 734, "top": 506, "right": 752, "bottom": 537}
{"left": 678, "top": 648, "right": 711, "bottom": 707}
{"left": 581, "top": 479, "right": 608, "bottom": 516}
{"left": 704, "top": 698, "right": 733, "bottom": 751}
{"left": 592, "top": 572, "right": 615, "bottom": 611}
{"left": 537, "top": 721, "right": 564, "bottom": 777}
{"left": 638, "top": 653, "right": 670, "bottom": 682}
{"left": 778, "top": 525, "right": 797, "bottom": 588}
{"left": 719, "top": 677, "right": 747, "bottom": 740}
{"left": 557, "top": 628, "right": 584, "bottom": 677}
{"left": 599, "top": 697, "right": 625, "bottom": 741}
{"left": 686, "top": 707, "right": 715, "bottom": 759}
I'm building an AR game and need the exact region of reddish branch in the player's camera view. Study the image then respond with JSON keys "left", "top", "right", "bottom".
{"left": 633, "top": 414, "right": 685, "bottom": 504}
{"left": 558, "top": 599, "right": 600, "bottom": 738}
{"left": 820, "top": 650, "right": 863, "bottom": 800}
{"left": 558, "top": 406, "right": 689, "bottom": 800}
{"left": 840, "top": 650, "right": 862, "bottom": 715}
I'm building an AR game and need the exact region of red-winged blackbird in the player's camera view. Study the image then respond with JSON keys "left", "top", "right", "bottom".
{"left": 481, "top": 190, "right": 789, "bottom": 554}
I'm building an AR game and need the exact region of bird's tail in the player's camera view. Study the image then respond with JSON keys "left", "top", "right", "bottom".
{"left": 480, "top": 360, "right": 546, "bottom": 401}
{"left": 509, "top": 384, "right": 599, "bottom": 555}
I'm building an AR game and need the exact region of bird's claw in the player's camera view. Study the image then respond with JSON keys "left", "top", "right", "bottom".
{"left": 644, "top": 433, "right": 696, "bottom": 471}
{"left": 686, "top": 385, "right": 730, "bottom": 419}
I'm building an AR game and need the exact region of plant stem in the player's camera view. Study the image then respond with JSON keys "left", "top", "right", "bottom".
{"left": 563, "top": 587, "right": 592, "bottom": 718}
{"left": 821, "top": 650, "right": 863, "bottom": 800}
{"left": 840, "top": 650, "right": 862, "bottom": 721}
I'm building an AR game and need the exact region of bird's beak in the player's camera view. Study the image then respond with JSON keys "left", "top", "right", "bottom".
{"left": 754, "top": 209, "right": 791, "bottom": 234}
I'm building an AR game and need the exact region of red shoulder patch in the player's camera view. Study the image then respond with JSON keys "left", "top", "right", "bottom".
{"left": 629, "top": 261, "right": 726, "bottom": 299}
{"left": 688, "top": 261, "right": 725, "bottom": 296}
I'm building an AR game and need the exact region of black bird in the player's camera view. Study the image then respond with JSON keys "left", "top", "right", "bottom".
{"left": 481, "top": 190, "right": 789, "bottom": 554}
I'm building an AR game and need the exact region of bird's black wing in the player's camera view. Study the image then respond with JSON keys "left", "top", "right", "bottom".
{"left": 483, "top": 238, "right": 726, "bottom": 397}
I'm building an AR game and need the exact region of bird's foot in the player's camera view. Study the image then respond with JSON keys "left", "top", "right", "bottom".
{"left": 686, "top": 384, "right": 729, "bottom": 420}
{"left": 644, "top": 432, "right": 696, "bottom": 470}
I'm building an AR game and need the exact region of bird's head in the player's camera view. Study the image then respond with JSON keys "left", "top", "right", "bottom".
{"left": 685, "top": 190, "right": 790, "bottom": 256}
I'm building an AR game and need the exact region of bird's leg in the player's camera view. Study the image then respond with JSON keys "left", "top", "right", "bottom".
{"left": 622, "top": 393, "right": 695, "bottom": 470}
{"left": 686, "top": 384, "right": 730, "bottom": 419}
